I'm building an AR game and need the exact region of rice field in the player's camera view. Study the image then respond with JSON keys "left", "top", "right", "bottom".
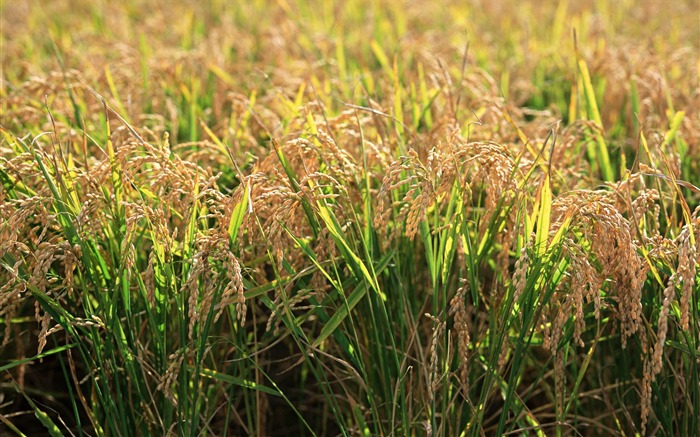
{"left": 1, "top": 0, "right": 699, "bottom": 435}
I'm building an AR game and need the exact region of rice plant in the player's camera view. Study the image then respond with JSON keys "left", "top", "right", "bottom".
{"left": 1, "top": 0, "right": 698, "bottom": 435}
